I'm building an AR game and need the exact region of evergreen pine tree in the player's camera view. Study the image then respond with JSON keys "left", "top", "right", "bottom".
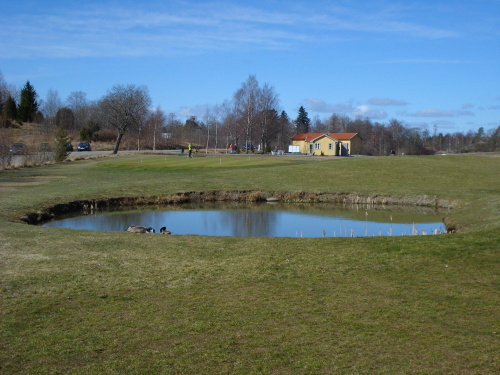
{"left": 55, "top": 127, "right": 70, "bottom": 162}
{"left": 279, "top": 110, "right": 289, "bottom": 124}
{"left": 2, "top": 95, "right": 17, "bottom": 125}
{"left": 17, "top": 81, "right": 38, "bottom": 122}
{"left": 295, "top": 106, "right": 310, "bottom": 133}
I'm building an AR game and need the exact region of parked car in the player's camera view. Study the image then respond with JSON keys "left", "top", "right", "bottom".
{"left": 77, "top": 142, "right": 91, "bottom": 151}
{"left": 65, "top": 143, "right": 74, "bottom": 152}
{"left": 10, "top": 143, "right": 29, "bottom": 155}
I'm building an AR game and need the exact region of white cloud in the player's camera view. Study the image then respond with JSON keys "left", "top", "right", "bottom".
{"left": 0, "top": 1, "right": 462, "bottom": 59}
{"left": 302, "top": 98, "right": 387, "bottom": 120}
{"left": 368, "top": 97, "right": 408, "bottom": 106}
{"left": 353, "top": 105, "right": 387, "bottom": 119}
{"left": 302, "top": 98, "right": 354, "bottom": 114}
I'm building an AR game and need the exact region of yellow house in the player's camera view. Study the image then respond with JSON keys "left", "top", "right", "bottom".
{"left": 290, "top": 133, "right": 362, "bottom": 156}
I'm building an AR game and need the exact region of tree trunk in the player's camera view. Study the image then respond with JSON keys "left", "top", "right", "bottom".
{"left": 206, "top": 126, "right": 209, "bottom": 154}
{"left": 153, "top": 122, "right": 156, "bottom": 153}
{"left": 113, "top": 132, "right": 124, "bottom": 154}
{"left": 215, "top": 121, "right": 218, "bottom": 154}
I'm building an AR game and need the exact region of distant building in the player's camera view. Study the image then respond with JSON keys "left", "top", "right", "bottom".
{"left": 291, "top": 133, "right": 362, "bottom": 156}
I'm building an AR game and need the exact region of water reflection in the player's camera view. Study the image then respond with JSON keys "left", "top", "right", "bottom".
{"left": 41, "top": 202, "right": 447, "bottom": 237}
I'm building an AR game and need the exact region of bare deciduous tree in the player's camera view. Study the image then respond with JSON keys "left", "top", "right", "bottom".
{"left": 202, "top": 106, "right": 223, "bottom": 154}
{"left": 219, "top": 100, "right": 238, "bottom": 152}
{"left": 255, "top": 83, "right": 280, "bottom": 152}
{"left": 100, "top": 84, "right": 151, "bottom": 154}
{"left": 327, "top": 114, "right": 350, "bottom": 133}
{"left": 147, "top": 106, "right": 166, "bottom": 152}
{"left": 67, "top": 91, "right": 89, "bottom": 130}
{"left": 41, "top": 89, "right": 63, "bottom": 132}
{"left": 233, "top": 75, "right": 260, "bottom": 152}
{"left": 55, "top": 107, "right": 75, "bottom": 130}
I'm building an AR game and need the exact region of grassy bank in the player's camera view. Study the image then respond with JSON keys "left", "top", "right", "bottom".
{"left": 1, "top": 154, "right": 499, "bottom": 374}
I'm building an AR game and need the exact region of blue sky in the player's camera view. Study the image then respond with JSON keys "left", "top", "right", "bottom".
{"left": 1, "top": 0, "right": 499, "bottom": 134}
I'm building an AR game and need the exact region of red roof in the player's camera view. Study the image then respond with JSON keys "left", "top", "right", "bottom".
{"left": 291, "top": 133, "right": 359, "bottom": 141}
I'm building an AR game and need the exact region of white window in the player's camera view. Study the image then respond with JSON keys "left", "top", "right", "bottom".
{"left": 328, "top": 143, "right": 333, "bottom": 150}
{"left": 314, "top": 143, "right": 321, "bottom": 150}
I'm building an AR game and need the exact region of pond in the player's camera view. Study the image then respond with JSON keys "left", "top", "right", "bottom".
{"left": 41, "top": 202, "right": 447, "bottom": 237}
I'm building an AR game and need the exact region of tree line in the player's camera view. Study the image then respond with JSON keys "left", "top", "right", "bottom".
{"left": 1, "top": 71, "right": 498, "bottom": 155}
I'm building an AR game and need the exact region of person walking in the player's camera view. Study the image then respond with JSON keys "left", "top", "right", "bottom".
{"left": 188, "top": 143, "right": 193, "bottom": 158}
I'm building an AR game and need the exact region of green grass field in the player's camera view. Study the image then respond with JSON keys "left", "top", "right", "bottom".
{"left": 1, "top": 154, "right": 499, "bottom": 374}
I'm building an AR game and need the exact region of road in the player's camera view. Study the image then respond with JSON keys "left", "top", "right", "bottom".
{"left": 9, "top": 149, "right": 233, "bottom": 165}
{"left": 69, "top": 149, "right": 183, "bottom": 157}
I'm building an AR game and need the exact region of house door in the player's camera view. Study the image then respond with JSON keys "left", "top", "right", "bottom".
{"left": 309, "top": 144, "right": 313, "bottom": 154}
{"left": 340, "top": 143, "right": 349, "bottom": 156}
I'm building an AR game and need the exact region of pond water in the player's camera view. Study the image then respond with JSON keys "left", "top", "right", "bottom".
{"left": 41, "top": 202, "right": 447, "bottom": 237}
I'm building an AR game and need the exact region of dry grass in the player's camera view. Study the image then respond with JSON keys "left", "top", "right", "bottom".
{"left": 0, "top": 154, "right": 498, "bottom": 374}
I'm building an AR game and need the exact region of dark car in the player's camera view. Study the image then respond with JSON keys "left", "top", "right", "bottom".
{"left": 77, "top": 142, "right": 91, "bottom": 151}
{"left": 10, "top": 143, "right": 29, "bottom": 155}
{"left": 65, "top": 143, "right": 74, "bottom": 152}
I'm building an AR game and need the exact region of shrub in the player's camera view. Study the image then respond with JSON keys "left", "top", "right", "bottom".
{"left": 0, "top": 143, "right": 12, "bottom": 169}
{"left": 55, "top": 127, "right": 70, "bottom": 162}
{"left": 80, "top": 121, "right": 100, "bottom": 142}
{"left": 96, "top": 128, "right": 117, "bottom": 143}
